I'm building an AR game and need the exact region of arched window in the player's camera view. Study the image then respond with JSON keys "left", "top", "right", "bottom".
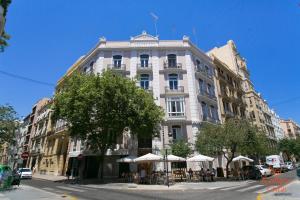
{"left": 140, "top": 74, "right": 149, "bottom": 89}
{"left": 140, "top": 54, "right": 149, "bottom": 68}
{"left": 168, "top": 74, "right": 178, "bottom": 90}
{"left": 113, "top": 55, "right": 122, "bottom": 68}
{"left": 167, "top": 54, "right": 177, "bottom": 68}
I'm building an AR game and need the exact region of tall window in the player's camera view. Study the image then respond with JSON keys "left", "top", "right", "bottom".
{"left": 199, "top": 79, "right": 205, "bottom": 94}
{"left": 171, "top": 125, "right": 182, "bottom": 140}
{"left": 167, "top": 54, "right": 177, "bottom": 67}
{"left": 210, "top": 105, "right": 218, "bottom": 120}
{"left": 202, "top": 102, "right": 208, "bottom": 119}
{"left": 196, "top": 60, "right": 201, "bottom": 70}
{"left": 140, "top": 74, "right": 149, "bottom": 89}
{"left": 167, "top": 97, "right": 185, "bottom": 117}
{"left": 140, "top": 54, "right": 149, "bottom": 67}
{"left": 113, "top": 55, "right": 122, "bottom": 68}
{"left": 169, "top": 74, "right": 178, "bottom": 90}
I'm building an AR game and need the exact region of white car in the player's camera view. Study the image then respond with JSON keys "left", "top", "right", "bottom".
{"left": 256, "top": 165, "right": 272, "bottom": 177}
{"left": 18, "top": 168, "right": 32, "bottom": 179}
{"left": 286, "top": 162, "right": 294, "bottom": 170}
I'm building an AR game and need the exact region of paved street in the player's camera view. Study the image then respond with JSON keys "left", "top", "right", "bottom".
{"left": 0, "top": 170, "right": 296, "bottom": 200}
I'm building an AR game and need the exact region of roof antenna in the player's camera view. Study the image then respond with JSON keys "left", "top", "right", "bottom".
{"left": 150, "top": 12, "right": 159, "bottom": 37}
{"left": 192, "top": 27, "right": 198, "bottom": 47}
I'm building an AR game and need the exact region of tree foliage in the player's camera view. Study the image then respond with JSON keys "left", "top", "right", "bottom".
{"left": 170, "top": 140, "right": 192, "bottom": 158}
{"left": 0, "top": 0, "right": 12, "bottom": 52}
{"left": 278, "top": 138, "right": 300, "bottom": 160}
{"left": 53, "top": 71, "right": 164, "bottom": 178}
{"left": 0, "top": 104, "right": 17, "bottom": 146}
{"left": 196, "top": 118, "right": 270, "bottom": 178}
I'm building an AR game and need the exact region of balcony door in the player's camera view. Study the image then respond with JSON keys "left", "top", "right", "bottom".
{"left": 113, "top": 55, "right": 122, "bottom": 68}
{"left": 169, "top": 74, "right": 178, "bottom": 90}
{"left": 140, "top": 74, "right": 149, "bottom": 90}
{"left": 167, "top": 54, "right": 177, "bottom": 68}
{"left": 140, "top": 54, "right": 149, "bottom": 68}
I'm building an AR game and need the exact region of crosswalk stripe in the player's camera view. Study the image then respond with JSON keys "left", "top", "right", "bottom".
{"left": 42, "top": 187, "right": 55, "bottom": 191}
{"left": 221, "top": 184, "right": 249, "bottom": 191}
{"left": 255, "top": 185, "right": 278, "bottom": 194}
{"left": 207, "top": 187, "right": 223, "bottom": 190}
{"left": 56, "top": 186, "right": 85, "bottom": 192}
{"left": 245, "top": 180, "right": 256, "bottom": 184}
{"left": 67, "top": 184, "right": 97, "bottom": 191}
{"left": 237, "top": 185, "right": 264, "bottom": 192}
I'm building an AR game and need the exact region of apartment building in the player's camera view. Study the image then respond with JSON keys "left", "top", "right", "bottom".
{"left": 208, "top": 40, "right": 278, "bottom": 148}
{"left": 207, "top": 53, "right": 246, "bottom": 123}
{"left": 26, "top": 98, "right": 51, "bottom": 169}
{"left": 270, "top": 109, "right": 285, "bottom": 140}
{"left": 57, "top": 31, "right": 219, "bottom": 178}
{"left": 280, "top": 119, "right": 300, "bottom": 139}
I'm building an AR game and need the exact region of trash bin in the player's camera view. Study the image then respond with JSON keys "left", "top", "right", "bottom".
{"left": 0, "top": 165, "right": 13, "bottom": 190}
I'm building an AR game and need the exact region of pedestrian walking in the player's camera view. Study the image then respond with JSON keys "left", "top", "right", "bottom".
{"left": 66, "top": 168, "right": 71, "bottom": 180}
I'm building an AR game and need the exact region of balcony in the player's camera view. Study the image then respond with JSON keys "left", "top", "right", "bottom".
{"left": 137, "top": 63, "right": 152, "bottom": 72}
{"left": 165, "top": 86, "right": 185, "bottom": 95}
{"left": 160, "top": 62, "right": 186, "bottom": 73}
{"left": 202, "top": 115, "right": 219, "bottom": 124}
{"left": 224, "top": 110, "right": 235, "bottom": 117}
{"left": 195, "top": 67, "right": 213, "bottom": 81}
{"left": 107, "top": 64, "right": 128, "bottom": 74}
{"left": 197, "top": 90, "right": 217, "bottom": 104}
{"left": 55, "top": 124, "right": 68, "bottom": 133}
{"left": 166, "top": 114, "right": 187, "bottom": 122}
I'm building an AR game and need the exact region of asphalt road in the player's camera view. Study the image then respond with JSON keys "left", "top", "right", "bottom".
{"left": 21, "top": 170, "right": 297, "bottom": 200}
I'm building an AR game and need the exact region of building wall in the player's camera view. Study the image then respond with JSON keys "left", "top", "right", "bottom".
{"left": 280, "top": 120, "right": 300, "bottom": 139}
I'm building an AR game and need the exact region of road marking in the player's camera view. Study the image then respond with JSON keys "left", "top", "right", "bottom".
{"left": 246, "top": 180, "right": 257, "bottom": 184}
{"left": 221, "top": 184, "right": 249, "bottom": 191}
{"left": 207, "top": 187, "right": 224, "bottom": 190}
{"left": 42, "top": 187, "right": 55, "bottom": 191}
{"left": 56, "top": 186, "right": 85, "bottom": 192}
{"left": 237, "top": 185, "right": 264, "bottom": 192}
{"left": 255, "top": 185, "right": 278, "bottom": 194}
{"left": 67, "top": 184, "right": 97, "bottom": 191}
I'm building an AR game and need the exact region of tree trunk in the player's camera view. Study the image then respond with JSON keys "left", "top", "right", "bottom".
{"left": 97, "top": 153, "right": 105, "bottom": 179}
{"left": 226, "top": 160, "right": 231, "bottom": 179}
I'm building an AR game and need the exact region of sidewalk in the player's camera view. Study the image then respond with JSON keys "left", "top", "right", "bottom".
{"left": 32, "top": 173, "right": 66, "bottom": 181}
{"left": 261, "top": 179, "right": 300, "bottom": 200}
{"left": 0, "top": 185, "right": 71, "bottom": 200}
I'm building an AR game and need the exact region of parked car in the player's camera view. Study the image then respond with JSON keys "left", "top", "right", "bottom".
{"left": 297, "top": 166, "right": 300, "bottom": 178}
{"left": 256, "top": 165, "right": 272, "bottom": 177}
{"left": 285, "top": 162, "right": 295, "bottom": 170}
{"left": 242, "top": 166, "right": 262, "bottom": 180}
{"left": 18, "top": 168, "right": 32, "bottom": 179}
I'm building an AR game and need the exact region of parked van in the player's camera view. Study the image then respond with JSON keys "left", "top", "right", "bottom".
{"left": 266, "top": 155, "right": 285, "bottom": 172}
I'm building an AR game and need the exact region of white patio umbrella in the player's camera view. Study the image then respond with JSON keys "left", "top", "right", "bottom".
{"left": 232, "top": 155, "right": 254, "bottom": 162}
{"left": 187, "top": 154, "right": 215, "bottom": 162}
{"left": 116, "top": 155, "right": 137, "bottom": 163}
{"left": 167, "top": 155, "right": 186, "bottom": 162}
{"left": 134, "top": 153, "right": 164, "bottom": 163}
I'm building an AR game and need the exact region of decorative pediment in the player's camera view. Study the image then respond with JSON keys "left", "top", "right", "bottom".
{"left": 130, "top": 31, "right": 158, "bottom": 41}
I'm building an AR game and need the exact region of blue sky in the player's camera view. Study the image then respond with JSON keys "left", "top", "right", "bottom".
{"left": 0, "top": 0, "right": 299, "bottom": 123}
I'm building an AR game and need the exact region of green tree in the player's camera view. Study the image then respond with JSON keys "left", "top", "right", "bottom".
{"left": 278, "top": 138, "right": 300, "bottom": 161}
{"left": 170, "top": 140, "right": 192, "bottom": 158}
{"left": 0, "top": 104, "right": 17, "bottom": 146}
{"left": 53, "top": 71, "right": 164, "bottom": 178}
{"left": 0, "top": 0, "right": 12, "bottom": 52}
{"left": 196, "top": 118, "right": 268, "bottom": 178}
